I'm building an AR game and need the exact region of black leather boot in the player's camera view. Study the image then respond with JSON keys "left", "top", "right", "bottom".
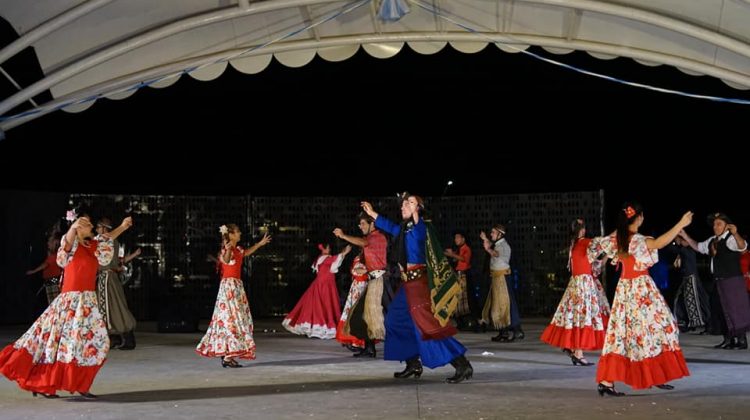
{"left": 722, "top": 336, "right": 738, "bottom": 350}
{"left": 119, "top": 330, "right": 136, "bottom": 350}
{"left": 109, "top": 334, "right": 122, "bottom": 349}
{"left": 354, "top": 340, "right": 376, "bottom": 358}
{"left": 394, "top": 357, "right": 422, "bottom": 379}
{"left": 714, "top": 335, "right": 732, "bottom": 349}
{"left": 734, "top": 334, "right": 748, "bottom": 350}
{"left": 491, "top": 328, "right": 507, "bottom": 342}
{"left": 446, "top": 355, "right": 473, "bottom": 383}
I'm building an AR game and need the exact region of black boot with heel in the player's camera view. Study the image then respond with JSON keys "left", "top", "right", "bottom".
{"left": 394, "top": 357, "right": 422, "bottom": 379}
{"left": 446, "top": 355, "right": 473, "bottom": 383}
{"left": 354, "top": 340, "right": 376, "bottom": 358}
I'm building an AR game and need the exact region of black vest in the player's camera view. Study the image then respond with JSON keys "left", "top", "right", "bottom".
{"left": 710, "top": 236, "right": 742, "bottom": 278}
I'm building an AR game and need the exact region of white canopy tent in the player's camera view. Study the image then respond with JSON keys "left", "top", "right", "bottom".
{"left": 1, "top": 0, "right": 749, "bottom": 132}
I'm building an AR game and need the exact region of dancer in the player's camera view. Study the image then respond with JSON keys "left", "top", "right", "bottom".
{"left": 282, "top": 242, "right": 350, "bottom": 339}
{"left": 672, "top": 234, "right": 710, "bottom": 334}
{"left": 25, "top": 236, "right": 63, "bottom": 306}
{"left": 0, "top": 213, "right": 132, "bottom": 398}
{"left": 334, "top": 212, "right": 388, "bottom": 357}
{"left": 541, "top": 218, "right": 610, "bottom": 366}
{"left": 479, "top": 225, "right": 519, "bottom": 341}
{"left": 335, "top": 251, "right": 369, "bottom": 351}
{"left": 95, "top": 217, "right": 138, "bottom": 350}
{"left": 680, "top": 213, "right": 750, "bottom": 350}
{"left": 362, "top": 193, "right": 472, "bottom": 383}
{"left": 196, "top": 224, "right": 271, "bottom": 367}
{"left": 444, "top": 230, "right": 472, "bottom": 329}
{"left": 594, "top": 203, "right": 691, "bottom": 396}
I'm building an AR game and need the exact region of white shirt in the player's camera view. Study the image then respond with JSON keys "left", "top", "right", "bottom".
{"left": 696, "top": 231, "right": 747, "bottom": 273}
{"left": 312, "top": 253, "right": 345, "bottom": 274}
{"left": 490, "top": 238, "right": 511, "bottom": 271}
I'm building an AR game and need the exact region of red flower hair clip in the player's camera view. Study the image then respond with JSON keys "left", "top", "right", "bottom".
{"left": 623, "top": 206, "right": 636, "bottom": 218}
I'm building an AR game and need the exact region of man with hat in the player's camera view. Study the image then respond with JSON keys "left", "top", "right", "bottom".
{"left": 681, "top": 212, "right": 750, "bottom": 349}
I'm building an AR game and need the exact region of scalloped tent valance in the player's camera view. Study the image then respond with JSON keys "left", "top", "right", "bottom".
{"left": 1, "top": 0, "right": 749, "bottom": 130}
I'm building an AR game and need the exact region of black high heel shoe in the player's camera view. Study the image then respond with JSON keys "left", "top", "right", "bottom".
{"left": 654, "top": 384, "right": 674, "bottom": 390}
{"left": 344, "top": 344, "right": 361, "bottom": 353}
{"left": 221, "top": 358, "right": 242, "bottom": 368}
{"left": 32, "top": 392, "right": 59, "bottom": 399}
{"left": 562, "top": 348, "right": 573, "bottom": 356}
{"left": 571, "top": 355, "right": 595, "bottom": 366}
{"left": 394, "top": 359, "right": 423, "bottom": 379}
{"left": 597, "top": 383, "right": 625, "bottom": 397}
{"left": 78, "top": 392, "right": 97, "bottom": 399}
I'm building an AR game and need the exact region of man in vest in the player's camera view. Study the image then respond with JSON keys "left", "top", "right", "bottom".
{"left": 681, "top": 212, "right": 750, "bottom": 349}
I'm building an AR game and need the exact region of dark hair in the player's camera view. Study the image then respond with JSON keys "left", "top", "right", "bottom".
{"left": 76, "top": 212, "right": 94, "bottom": 239}
{"left": 315, "top": 241, "right": 332, "bottom": 253}
{"left": 97, "top": 217, "right": 113, "bottom": 231}
{"left": 616, "top": 201, "right": 643, "bottom": 254}
{"left": 569, "top": 218, "right": 585, "bottom": 250}
{"left": 452, "top": 230, "right": 468, "bottom": 250}
{"left": 221, "top": 223, "right": 240, "bottom": 243}
{"left": 400, "top": 191, "right": 425, "bottom": 210}
{"left": 357, "top": 212, "right": 374, "bottom": 224}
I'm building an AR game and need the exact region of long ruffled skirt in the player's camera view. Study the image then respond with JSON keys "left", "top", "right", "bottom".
{"left": 0, "top": 291, "right": 109, "bottom": 394}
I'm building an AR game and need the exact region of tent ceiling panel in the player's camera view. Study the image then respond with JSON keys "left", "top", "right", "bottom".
{"left": 148, "top": 73, "right": 183, "bottom": 88}
{"left": 230, "top": 54, "right": 274, "bottom": 73}
{"left": 188, "top": 61, "right": 229, "bottom": 80}
{"left": 449, "top": 41, "right": 488, "bottom": 54}
{"left": 407, "top": 40, "right": 447, "bottom": 55}
{"left": 577, "top": 11, "right": 719, "bottom": 68}
{"left": 362, "top": 41, "right": 404, "bottom": 58}
{"left": 317, "top": 44, "right": 360, "bottom": 61}
{"left": 274, "top": 49, "right": 317, "bottom": 67}
{"left": 2, "top": 0, "right": 750, "bottom": 129}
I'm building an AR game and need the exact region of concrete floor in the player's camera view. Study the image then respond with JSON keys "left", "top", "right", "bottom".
{"left": 1, "top": 318, "right": 748, "bottom": 419}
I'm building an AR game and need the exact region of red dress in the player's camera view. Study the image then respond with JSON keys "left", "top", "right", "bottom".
{"left": 196, "top": 246, "right": 256, "bottom": 359}
{"left": 595, "top": 234, "right": 689, "bottom": 389}
{"left": 0, "top": 236, "right": 113, "bottom": 394}
{"left": 282, "top": 254, "right": 342, "bottom": 339}
{"left": 540, "top": 238, "right": 610, "bottom": 350}
{"left": 42, "top": 253, "right": 62, "bottom": 280}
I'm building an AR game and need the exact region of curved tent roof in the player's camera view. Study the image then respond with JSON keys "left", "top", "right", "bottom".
{"left": 1, "top": 0, "right": 749, "bottom": 131}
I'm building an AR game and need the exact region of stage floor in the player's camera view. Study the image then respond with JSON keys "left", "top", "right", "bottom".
{"left": 1, "top": 318, "right": 748, "bottom": 419}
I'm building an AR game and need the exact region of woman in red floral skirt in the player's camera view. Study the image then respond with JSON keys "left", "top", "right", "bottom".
{"left": 196, "top": 224, "right": 270, "bottom": 368}
{"left": 0, "top": 213, "right": 132, "bottom": 399}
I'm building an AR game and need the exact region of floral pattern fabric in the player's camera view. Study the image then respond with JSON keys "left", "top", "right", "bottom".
{"left": 541, "top": 273, "right": 611, "bottom": 350}
{"left": 57, "top": 235, "right": 114, "bottom": 269}
{"left": 13, "top": 291, "right": 109, "bottom": 366}
{"left": 336, "top": 258, "right": 368, "bottom": 347}
{"left": 196, "top": 277, "right": 256, "bottom": 359}
{"left": 593, "top": 234, "right": 689, "bottom": 389}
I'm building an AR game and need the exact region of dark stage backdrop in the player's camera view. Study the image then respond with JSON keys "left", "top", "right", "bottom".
{"left": 1, "top": 191, "right": 603, "bottom": 325}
